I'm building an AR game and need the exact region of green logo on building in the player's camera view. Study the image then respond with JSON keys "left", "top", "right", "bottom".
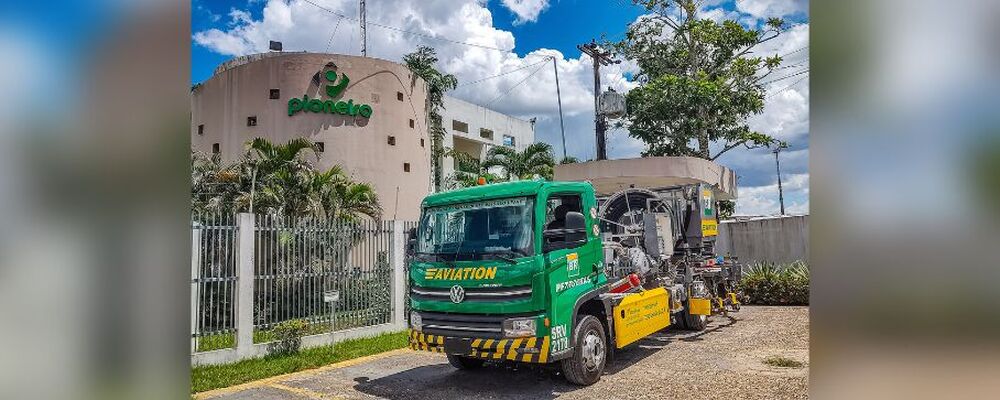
{"left": 288, "top": 70, "right": 374, "bottom": 118}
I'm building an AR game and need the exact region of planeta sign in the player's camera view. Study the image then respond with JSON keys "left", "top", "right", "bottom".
{"left": 287, "top": 70, "right": 374, "bottom": 118}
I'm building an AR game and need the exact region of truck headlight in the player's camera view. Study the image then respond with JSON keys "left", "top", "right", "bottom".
{"left": 410, "top": 311, "right": 422, "bottom": 331}
{"left": 502, "top": 317, "right": 536, "bottom": 338}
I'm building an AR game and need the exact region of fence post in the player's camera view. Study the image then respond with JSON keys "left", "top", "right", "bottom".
{"left": 391, "top": 221, "right": 406, "bottom": 328}
{"left": 236, "top": 213, "right": 255, "bottom": 358}
{"left": 191, "top": 223, "right": 201, "bottom": 353}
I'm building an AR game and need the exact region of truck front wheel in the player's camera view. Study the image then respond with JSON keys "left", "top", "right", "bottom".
{"left": 446, "top": 354, "right": 485, "bottom": 370}
{"left": 561, "top": 315, "right": 607, "bottom": 386}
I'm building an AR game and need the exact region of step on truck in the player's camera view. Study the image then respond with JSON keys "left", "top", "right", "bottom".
{"left": 405, "top": 178, "right": 741, "bottom": 385}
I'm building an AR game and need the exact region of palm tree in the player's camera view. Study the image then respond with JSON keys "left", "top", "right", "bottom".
{"left": 482, "top": 142, "right": 556, "bottom": 181}
{"left": 403, "top": 46, "right": 458, "bottom": 191}
{"left": 192, "top": 138, "right": 381, "bottom": 221}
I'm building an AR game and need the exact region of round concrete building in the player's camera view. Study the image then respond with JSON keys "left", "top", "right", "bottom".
{"left": 192, "top": 52, "right": 430, "bottom": 220}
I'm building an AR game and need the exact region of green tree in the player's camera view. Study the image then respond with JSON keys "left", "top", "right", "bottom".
{"left": 482, "top": 142, "right": 556, "bottom": 181}
{"left": 614, "top": 0, "right": 788, "bottom": 160}
{"left": 718, "top": 199, "right": 735, "bottom": 219}
{"left": 403, "top": 46, "right": 458, "bottom": 191}
{"left": 192, "top": 138, "right": 381, "bottom": 220}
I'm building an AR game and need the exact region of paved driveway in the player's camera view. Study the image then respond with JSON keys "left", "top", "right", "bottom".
{"left": 198, "top": 306, "right": 808, "bottom": 400}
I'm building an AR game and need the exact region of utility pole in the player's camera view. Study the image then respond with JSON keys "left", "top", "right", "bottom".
{"left": 773, "top": 146, "right": 786, "bottom": 215}
{"left": 551, "top": 56, "right": 567, "bottom": 161}
{"left": 359, "top": 0, "right": 367, "bottom": 57}
{"left": 578, "top": 40, "right": 618, "bottom": 160}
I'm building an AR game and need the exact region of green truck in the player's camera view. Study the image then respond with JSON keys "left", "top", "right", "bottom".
{"left": 406, "top": 179, "right": 740, "bottom": 385}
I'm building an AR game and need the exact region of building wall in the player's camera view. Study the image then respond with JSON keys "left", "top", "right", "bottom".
{"left": 191, "top": 52, "right": 430, "bottom": 220}
{"left": 715, "top": 215, "right": 810, "bottom": 266}
{"left": 439, "top": 95, "right": 535, "bottom": 180}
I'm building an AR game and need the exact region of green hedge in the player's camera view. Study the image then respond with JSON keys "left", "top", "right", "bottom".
{"left": 738, "top": 261, "right": 809, "bottom": 305}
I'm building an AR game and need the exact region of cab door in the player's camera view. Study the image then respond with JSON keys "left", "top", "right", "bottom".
{"left": 542, "top": 192, "right": 597, "bottom": 355}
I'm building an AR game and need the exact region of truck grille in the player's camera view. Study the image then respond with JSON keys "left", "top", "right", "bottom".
{"left": 415, "top": 311, "right": 534, "bottom": 339}
{"left": 410, "top": 284, "right": 533, "bottom": 303}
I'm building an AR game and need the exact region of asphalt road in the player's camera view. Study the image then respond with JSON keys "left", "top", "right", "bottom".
{"left": 198, "top": 306, "right": 809, "bottom": 400}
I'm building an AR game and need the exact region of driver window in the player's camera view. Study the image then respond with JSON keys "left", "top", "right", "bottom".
{"left": 545, "top": 194, "right": 583, "bottom": 231}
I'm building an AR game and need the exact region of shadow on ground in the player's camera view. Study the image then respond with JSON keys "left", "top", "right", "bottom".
{"left": 350, "top": 315, "right": 740, "bottom": 400}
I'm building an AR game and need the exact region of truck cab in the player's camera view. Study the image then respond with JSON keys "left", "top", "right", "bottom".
{"left": 407, "top": 181, "right": 611, "bottom": 376}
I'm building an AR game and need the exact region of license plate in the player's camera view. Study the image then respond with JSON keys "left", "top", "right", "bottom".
{"left": 443, "top": 338, "right": 472, "bottom": 355}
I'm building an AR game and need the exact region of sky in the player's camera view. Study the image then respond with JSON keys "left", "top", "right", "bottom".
{"left": 191, "top": 0, "right": 810, "bottom": 216}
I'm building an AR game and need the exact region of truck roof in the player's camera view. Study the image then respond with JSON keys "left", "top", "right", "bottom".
{"left": 422, "top": 180, "right": 592, "bottom": 208}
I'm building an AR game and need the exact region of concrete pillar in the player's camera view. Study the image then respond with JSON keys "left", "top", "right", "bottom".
{"left": 236, "top": 213, "right": 255, "bottom": 357}
{"left": 391, "top": 221, "right": 407, "bottom": 328}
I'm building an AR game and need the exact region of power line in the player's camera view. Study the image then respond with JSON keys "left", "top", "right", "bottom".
{"left": 487, "top": 61, "right": 549, "bottom": 105}
{"left": 456, "top": 58, "right": 551, "bottom": 87}
{"left": 781, "top": 46, "right": 808, "bottom": 57}
{"left": 323, "top": 16, "right": 344, "bottom": 53}
{"left": 760, "top": 69, "right": 809, "bottom": 85}
{"left": 767, "top": 75, "right": 808, "bottom": 98}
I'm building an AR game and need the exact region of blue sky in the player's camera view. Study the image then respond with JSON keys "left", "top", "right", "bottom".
{"left": 191, "top": 0, "right": 810, "bottom": 215}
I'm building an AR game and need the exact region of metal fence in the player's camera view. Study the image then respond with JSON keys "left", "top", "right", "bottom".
{"left": 191, "top": 213, "right": 413, "bottom": 365}
{"left": 253, "top": 216, "right": 393, "bottom": 334}
{"left": 191, "top": 213, "right": 238, "bottom": 351}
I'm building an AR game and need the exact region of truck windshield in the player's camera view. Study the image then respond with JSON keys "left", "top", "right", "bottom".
{"left": 417, "top": 197, "right": 534, "bottom": 260}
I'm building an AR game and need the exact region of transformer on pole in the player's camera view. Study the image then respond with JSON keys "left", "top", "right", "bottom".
{"left": 577, "top": 40, "right": 619, "bottom": 160}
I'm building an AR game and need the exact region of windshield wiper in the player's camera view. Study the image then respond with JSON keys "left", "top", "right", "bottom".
{"left": 483, "top": 249, "right": 527, "bottom": 264}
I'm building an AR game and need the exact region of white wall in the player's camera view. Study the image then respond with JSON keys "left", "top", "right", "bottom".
{"left": 440, "top": 95, "right": 535, "bottom": 179}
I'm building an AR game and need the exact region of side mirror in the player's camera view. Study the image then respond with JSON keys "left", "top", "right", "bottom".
{"left": 543, "top": 211, "right": 588, "bottom": 252}
{"left": 405, "top": 227, "right": 417, "bottom": 257}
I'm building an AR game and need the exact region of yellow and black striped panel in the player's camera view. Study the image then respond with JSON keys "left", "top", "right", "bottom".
{"left": 407, "top": 330, "right": 551, "bottom": 363}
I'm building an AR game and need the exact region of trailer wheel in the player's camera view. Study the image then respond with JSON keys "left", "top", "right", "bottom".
{"left": 681, "top": 300, "right": 708, "bottom": 331}
{"left": 561, "top": 315, "right": 606, "bottom": 386}
{"left": 446, "top": 354, "right": 485, "bottom": 370}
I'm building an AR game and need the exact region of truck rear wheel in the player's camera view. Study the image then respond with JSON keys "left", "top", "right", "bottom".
{"left": 561, "top": 315, "right": 606, "bottom": 386}
{"left": 680, "top": 300, "right": 708, "bottom": 331}
{"left": 446, "top": 354, "right": 485, "bottom": 370}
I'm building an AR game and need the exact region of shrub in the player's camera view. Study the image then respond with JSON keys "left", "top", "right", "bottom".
{"left": 267, "top": 319, "right": 309, "bottom": 356}
{"left": 738, "top": 260, "right": 809, "bottom": 305}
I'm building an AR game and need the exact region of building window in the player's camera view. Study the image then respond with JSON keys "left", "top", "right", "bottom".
{"left": 212, "top": 143, "right": 220, "bottom": 153}
{"left": 269, "top": 89, "right": 280, "bottom": 99}
{"left": 197, "top": 124, "right": 204, "bottom": 135}
{"left": 479, "top": 128, "right": 494, "bottom": 140}
{"left": 316, "top": 142, "right": 325, "bottom": 152}
{"left": 420, "top": 138, "right": 425, "bottom": 147}
{"left": 409, "top": 119, "right": 415, "bottom": 128}
{"left": 397, "top": 91, "right": 404, "bottom": 102}
{"left": 452, "top": 120, "right": 468, "bottom": 133}
{"left": 388, "top": 136, "right": 396, "bottom": 146}
{"left": 403, "top": 162, "right": 411, "bottom": 172}
{"left": 503, "top": 135, "right": 516, "bottom": 147}
{"left": 247, "top": 116, "right": 257, "bottom": 127}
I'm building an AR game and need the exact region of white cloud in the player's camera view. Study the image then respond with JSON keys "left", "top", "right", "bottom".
{"left": 500, "top": 0, "right": 550, "bottom": 25}
{"left": 735, "top": 0, "right": 808, "bottom": 20}
{"left": 735, "top": 173, "right": 809, "bottom": 216}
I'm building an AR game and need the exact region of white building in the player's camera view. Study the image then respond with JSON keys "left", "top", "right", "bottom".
{"left": 439, "top": 95, "right": 536, "bottom": 180}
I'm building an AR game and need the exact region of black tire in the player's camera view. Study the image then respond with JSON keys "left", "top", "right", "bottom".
{"left": 446, "top": 354, "right": 485, "bottom": 370}
{"left": 681, "top": 300, "right": 708, "bottom": 331}
{"left": 672, "top": 311, "right": 688, "bottom": 330}
{"left": 561, "top": 315, "right": 607, "bottom": 386}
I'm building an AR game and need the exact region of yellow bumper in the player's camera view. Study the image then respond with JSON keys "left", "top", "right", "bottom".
{"left": 408, "top": 330, "right": 551, "bottom": 363}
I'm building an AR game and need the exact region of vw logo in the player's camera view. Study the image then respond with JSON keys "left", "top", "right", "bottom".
{"left": 449, "top": 285, "right": 465, "bottom": 303}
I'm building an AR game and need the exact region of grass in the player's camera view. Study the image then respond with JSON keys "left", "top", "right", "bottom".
{"left": 763, "top": 355, "right": 804, "bottom": 368}
{"left": 191, "top": 330, "right": 409, "bottom": 393}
